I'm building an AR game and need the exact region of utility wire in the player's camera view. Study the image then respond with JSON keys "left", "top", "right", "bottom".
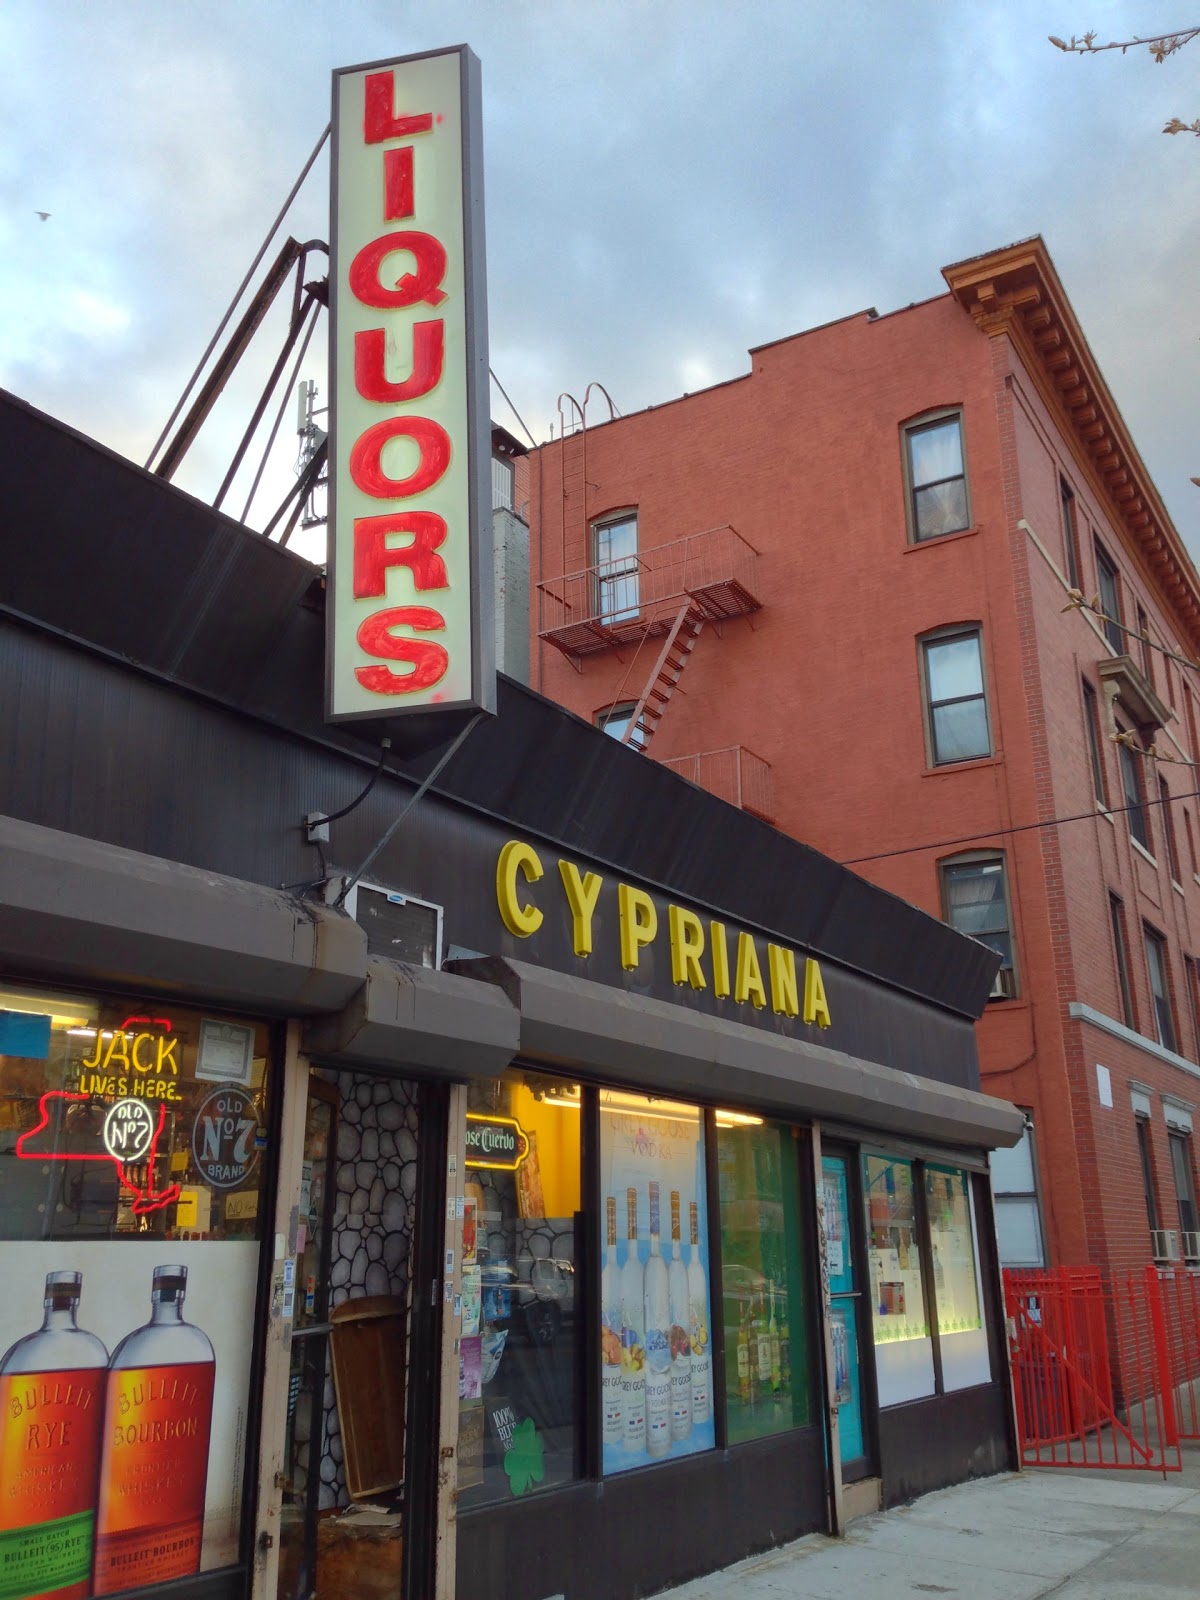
{"left": 842, "top": 781, "right": 1200, "bottom": 867}
{"left": 145, "top": 124, "right": 331, "bottom": 472}
{"left": 489, "top": 367, "right": 538, "bottom": 448}
{"left": 333, "top": 714, "right": 486, "bottom": 908}
{"left": 1066, "top": 591, "right": 1200, "bottom": 677}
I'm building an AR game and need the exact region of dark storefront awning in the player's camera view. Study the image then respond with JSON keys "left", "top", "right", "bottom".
{"left": 450, "top": 956, "right": 1025, "bottom": 1151}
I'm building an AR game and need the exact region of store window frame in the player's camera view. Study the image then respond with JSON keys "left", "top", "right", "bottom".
{"left": 920, "top": 625, "right": 992, "bottom": 767}
{"left": 902, "top": 408, "right": 972, "bottom": 544}
{"left": 0, "top": 974, "right": 283, "bottom": 1600}
{"left": 939, "top": 851, "right": 1017, "bottom": 1001}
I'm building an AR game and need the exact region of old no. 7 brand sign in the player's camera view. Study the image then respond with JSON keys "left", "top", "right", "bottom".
{"left": 327, "top": 47, "right": 495, "bottom": 721}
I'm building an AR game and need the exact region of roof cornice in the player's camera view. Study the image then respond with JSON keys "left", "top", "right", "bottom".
{"left": 943, "top": 237, "right": 1200, "bottom": 654}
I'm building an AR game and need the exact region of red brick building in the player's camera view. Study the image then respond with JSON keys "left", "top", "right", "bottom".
{"left": 524, "top": 236, "right": 1200, "bottom": 1278}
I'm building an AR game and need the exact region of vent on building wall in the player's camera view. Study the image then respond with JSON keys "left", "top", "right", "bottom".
{"left": 347, "top": 883, "right": 443, "bottom": 969}
{"left": 1151, "top": 1228, "right": 1181, "bottom": 1263}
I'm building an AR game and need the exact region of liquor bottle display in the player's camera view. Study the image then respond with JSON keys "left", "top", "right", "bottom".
{"left": 666, "top": 1191, "right": 691, "bottom": 1443}
{"left": 618, "top": 1189, "right": 646, "bottom": 1453}
{"left": 642, "top": 1182, "right": 671, "bottom": 1458}
{"left": 0, "top": 1272, "right": 108, "bottom": 1600}
{"left": 686, "top": 1200, "right": 710, "bottom": 1425}
{"left": 93, "top": 1265, "right": 216, "bottom": 1594}
{"left": 601, "top": 1196, "right": 624, "bottom": 1446}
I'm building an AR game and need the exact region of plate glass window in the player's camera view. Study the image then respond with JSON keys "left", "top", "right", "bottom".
{"left": 716, "top": 1116, "right": 813, "bottom": 1443}
{"left": 905, "top": 414, "right": 969, "bottom": 542}
{"left": 592, "top": 513, "right": 639, "bottom": 624}
{"left": 941, "top": 855, "right": 1015, "bottom": 999}
{"left": 457, "top": 1070, "right": 582, "bottom": 1507}
{"left": 925, "top": 1166, "right": 988, "bottom": 1390}
{"left": 923, "top": 630, "right": 990, "bottom": 764}
{"left": 863, "top": 1154, "right": 935, "bottom": 1405}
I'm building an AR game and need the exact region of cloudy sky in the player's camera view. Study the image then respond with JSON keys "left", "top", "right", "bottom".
{"left": 3, "top": 1, "right": 1199, "bottom": 568}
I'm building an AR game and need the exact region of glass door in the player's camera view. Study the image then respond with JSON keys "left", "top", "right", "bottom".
{"left": 820, "top": 1153, "right": 871, "bottom": 1475}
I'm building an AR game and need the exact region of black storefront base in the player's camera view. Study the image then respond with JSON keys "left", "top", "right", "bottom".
{"left": 878, "top": 1383, "right": 1012, "bottom": 1509}
{"left": 456, "top": 1426, "right": 827, "bottom": 1600}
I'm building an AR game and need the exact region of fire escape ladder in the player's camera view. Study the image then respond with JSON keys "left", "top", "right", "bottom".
{"left": 621, "top": 602, "right": 705, "bottom": 751}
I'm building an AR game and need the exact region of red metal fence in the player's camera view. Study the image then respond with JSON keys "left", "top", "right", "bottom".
{"left": 1003, "top": 1266, "right": 1183, "bottom": 1473}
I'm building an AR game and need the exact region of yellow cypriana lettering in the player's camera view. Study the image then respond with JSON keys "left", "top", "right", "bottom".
{"left": 803, "top": 958, "right": 832, "bottom": 1028}
{"left": 734, "top": 932, "right": 767, "bottom": 1009}
{"left": 496, "top": 840, "right": 544, "bottom": 937}
{"left": 768, "top": 944, "right": 799, "bottom": 1017}
{"left": 558, "top": 859, "right": 603, "bottom": 957}
{"left": 668, "top": 905, "right": 707, "bottom": 989}
{"left": 710, "top": 922, "right": 731, "bottom": 998}
{"left": 618, "top": 883, "right": 658, "bottom": 971}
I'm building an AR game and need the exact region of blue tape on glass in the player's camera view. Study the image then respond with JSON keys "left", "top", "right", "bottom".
{"left": 0, "top": 1011, "right": 52, "bottom": 1059}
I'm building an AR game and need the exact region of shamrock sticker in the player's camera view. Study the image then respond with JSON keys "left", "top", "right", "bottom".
{"left": 503, "top": 1416, "right": 545, "bottom": 1497}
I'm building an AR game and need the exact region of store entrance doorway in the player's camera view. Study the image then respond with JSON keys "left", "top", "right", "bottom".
{"left": 278, "top": 1067, "right": 432, "bottom": 1600}
{"left": 820, "top": 1150, "right": 876, "bottom": 1481}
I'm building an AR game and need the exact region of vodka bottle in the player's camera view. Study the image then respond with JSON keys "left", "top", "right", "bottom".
{"left": 601, "top": 1196, "right": 624, "bottom": 1446}
{"left": 94, "top": 1265, "right": 216, "bottom": 1593}
{"left": 618, "top": 1189, "right": 646, "bottom": 1452}
{"left": 667, "top": 1191, "right": 691, "bottom": 1442}
{"left": 642, "top": 1181, "right": 672, "bottom": 1458}
{"left": 687, "top": 1201, "right": 711, "bottom": 1424}
{"left": 0, "top": 1271, "right": 108, "bottom": 1600}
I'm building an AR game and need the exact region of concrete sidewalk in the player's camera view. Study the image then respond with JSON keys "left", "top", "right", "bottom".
{"left": 663, "top": 1447, "right": 1200, "bottom": 1599}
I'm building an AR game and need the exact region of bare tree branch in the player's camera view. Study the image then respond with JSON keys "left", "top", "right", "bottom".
{"left": 1049, "top": 28, "right": 1200, "bottom": 59}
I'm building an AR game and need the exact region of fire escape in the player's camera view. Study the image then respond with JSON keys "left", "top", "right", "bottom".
{"left": 538, "top": 453, "right": 772, "bottom": 820}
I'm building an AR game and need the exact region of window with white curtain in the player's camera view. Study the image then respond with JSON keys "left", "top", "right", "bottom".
{"left": 904, "top": 412, "right": 970, "bottom": 542}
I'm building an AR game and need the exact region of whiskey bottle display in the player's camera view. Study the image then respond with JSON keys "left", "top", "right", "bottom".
{"left": 618, "top": 1189, "right": 646, "bottom": 1452}
{"left": 666, "top": 1191, "right": 691, "bottom": 1442}
{"left": 600, "top": 1197, "right": 624, "bottom": 1446}
{"left": 755, "top": 1292, "right": 772, "bottom": 1396}
{"left": 686, "top": 1201, "right": 711, "bottom": 1425}
{"left": 736, "top": 1299, "right": 751, "bottom": 1404}
{"left": 93, "top": 1265, "right": 216, "bottom": 1594}
{"left": 0, "top": 1271, "right": 108, "bottom": 1600}
{"left": 641, "top": 1181, "right": 672, "bottom": 1458}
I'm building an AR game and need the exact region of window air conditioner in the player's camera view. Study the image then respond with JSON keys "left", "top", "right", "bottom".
{"left": 348, "top": 883, "right": 443, "bottom": 969}
{"left": 990, "top": 967, "right": 1016, "bottom": 1001}
{"left": 1151, "top": 1228, "right": 1181, "bottom": 1262}
{"left": 1181, "top": 1231, "right": 1200, "bottom": 1263}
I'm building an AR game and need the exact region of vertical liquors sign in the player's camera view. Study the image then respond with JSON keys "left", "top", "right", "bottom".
{"left": 328, "top": 47, "right": 494, "bottom": 720}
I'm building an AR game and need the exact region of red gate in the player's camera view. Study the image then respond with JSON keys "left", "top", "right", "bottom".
{"left": 1157, "top": 1265, "right": 1200, "bottom": 1440}
{"left": 1003, "top": 1266, "right": 1181, "bottom": 1473}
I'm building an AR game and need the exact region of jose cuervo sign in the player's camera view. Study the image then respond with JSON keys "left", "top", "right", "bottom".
{"left": 328, "top": 47, "right": 494, "bottom": 720}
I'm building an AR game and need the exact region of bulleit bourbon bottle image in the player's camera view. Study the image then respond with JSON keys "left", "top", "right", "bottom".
{"left": 0, "top": 1270, "right": 109, "bottom": 1600}
{"left": 93, "top": 1265, "right": 215, "bottom": 1594}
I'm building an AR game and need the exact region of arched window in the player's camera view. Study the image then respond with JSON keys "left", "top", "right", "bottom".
{"left": 902, "top": 409, "right": 970, "bottom": 542}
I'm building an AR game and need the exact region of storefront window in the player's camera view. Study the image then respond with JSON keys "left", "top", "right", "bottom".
{"left": 717, "top": 1117, "right": 812, "bottom": 1443}
{"left": 598, "top": 1091, "right": 714, "bottom": 1474}
{"left": 863, "top": 1153, "right": 935, "bottom": 1405}
{"left": 925, "top": 1164, "right": 990, "bottom": 1391}
{"left": 458, "top": 1071, "right": 581, "bottom": 1505}
{"left": 0, "top": 982, "right": 271, "bottom": 1595}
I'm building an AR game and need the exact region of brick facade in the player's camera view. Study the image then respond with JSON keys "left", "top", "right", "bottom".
{"left": 525, "top": 238, "right": 1200, "bottom": 1277}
